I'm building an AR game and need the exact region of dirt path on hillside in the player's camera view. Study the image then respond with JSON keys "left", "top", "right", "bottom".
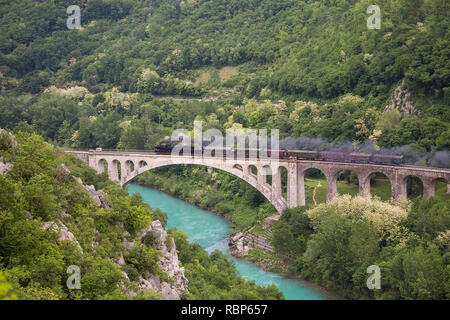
{"left": 306, "top": 179, "right": 321, "bottom": 205}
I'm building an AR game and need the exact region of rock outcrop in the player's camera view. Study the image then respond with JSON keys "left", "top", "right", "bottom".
{"left": 134, "top": 220, "right": 188, "bottom": 300}
{"left": 62, "top": 162, "right": 187, "bottom": 299}
{"left": 1, "top": 129, "right": 188, "bottom": 300}
{"left": 60, "top": 163, "right": 112, "bottom": 210}
{"left": 75, "top": 177, "right": 112, "bottom": 209}
{"left": 0, "top": 157, "right": 13, "bottom": 176}
{"left": 42, "top": 220, "right": 83, "bottom": 252}
{"left": 385, "top": 80, "right": 417, "bottom": 115}
{"left": 231, "top": 235, "right": 250, "bottom": 256}
{"left": 0, "top": 128, "right": 18, "bottom": 148}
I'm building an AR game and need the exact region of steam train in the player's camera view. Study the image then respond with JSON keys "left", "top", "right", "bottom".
{"left": 155, "top": 138, "right": 405, "bottom": 166}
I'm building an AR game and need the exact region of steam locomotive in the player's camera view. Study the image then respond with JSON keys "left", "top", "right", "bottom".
{"left": 155, "top": 138, "right": 405, "bottom": 166}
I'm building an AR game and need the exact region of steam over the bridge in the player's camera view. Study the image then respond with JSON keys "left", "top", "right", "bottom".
{"left": 281, "top": 136, "right": 450, "bottom": 168}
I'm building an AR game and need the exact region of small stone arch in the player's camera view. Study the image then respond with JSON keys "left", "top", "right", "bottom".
{"left": 299, "top": 167, "right": 327, "bottom": 205}
{"left": 359, "top": 169, "right": 395, "bottom": 199}
{"left": 139, "top": 160, "right": 148, "bottom": 168}
{"left": 363, "top": 172, "right": 393, "bottom": 200}
{"left": 110, "top": 159, "right": 121, "bottom": 181}
{"left": 247, "top": 164, "right": 258, "bottom": 177}
{"left": 98, "top": 159, "right": 107, "bottom": 174}
{"left": 124, "top": 160, "right": 135, "bottom": 176}
{"left": 404, "top": 175, "right": 424, "bottom": 199}
{"left": 233, "top": 164, "right": 243, "bottom": 171}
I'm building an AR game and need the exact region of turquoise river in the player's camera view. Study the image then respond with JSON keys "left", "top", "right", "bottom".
{"left": 128, "top": 184, "right": 332, "bottom": 300}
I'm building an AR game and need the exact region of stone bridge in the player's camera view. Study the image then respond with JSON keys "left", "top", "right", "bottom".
{"left": 66, "top": 150, "right": 450, "bottom": 213}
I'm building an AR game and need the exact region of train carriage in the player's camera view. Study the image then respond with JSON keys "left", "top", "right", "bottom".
{"left": 349, "top": 153, "right": 373, "bottom": 163}
{"left": 262, "top": 149, "right": 286, "bottom": 159}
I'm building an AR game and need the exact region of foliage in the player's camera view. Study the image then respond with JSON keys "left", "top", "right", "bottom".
{"left": 305, "top": 195, "right": 411, "bottom": 245}
{"left": 403, "top": 198, "right": 450, "bottom": 241}
{"left": 287, "top": 195, "right": 450, "bottom": 300}
{"left": 0, "top": 271, "right": 18, "bottom": 300}
{"left": 0, "top": 132, "right": 162, "bottom": 299}
{"left": 169, "top": 229, "right": 284, "bottom": 300}
{"left": 377, "top": 243, "right": 448, "bottom": 300}
{"left": 272, "top": 207, "right": 313, "bottom": 257}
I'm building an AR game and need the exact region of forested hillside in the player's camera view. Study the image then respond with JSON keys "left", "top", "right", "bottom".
{"left": 0, "top": 0, "right": 448, "bottom": 165}
{"left": 0, "top": 0, "right": 449, "bottom": 301}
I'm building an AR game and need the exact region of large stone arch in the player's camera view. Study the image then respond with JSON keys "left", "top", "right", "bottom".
{"left": 299, "top": 165, "right": 341, "bottom": 203}
{"left": 402, "top": 174, "right": 425, "bottom": 199}
{"left": 432, "top": 177, "right": 450, "bottom": 196}
{"left": 359, "top": 169, "right": 396, "bottom": 198}
{"left": 98, "top": 159, "right": 107, "bottom": 174}
{"left": 122, "top": 158, "right": 288, "bottom": 213}
{"left": 393, "top": 173, "right": 427, "bottom": 200}
{"left": 296, "top": 165, "right": 325, "bottom": 205}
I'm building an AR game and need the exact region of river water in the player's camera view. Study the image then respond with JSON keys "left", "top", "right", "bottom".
{"left": 128, "top": 184, "right": 330, "bottom": 300}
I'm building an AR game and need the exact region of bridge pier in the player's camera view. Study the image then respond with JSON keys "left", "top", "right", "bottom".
{"left": 125, "top": 160, "right": 133, "bottom": 176}
{"left": 88, "top": 149, "right": 96, "bottom": 168}
{"left": 272, "top": 166, "right": 282, "bottom": 199}
{"left": 297, "top": 170, "right": 306, "bottom": 206}
{"left": 422, "top": 178, "right": 435, "bottom": 200}
{"left": 257, "top": 165, "right": 266, "bottom": 186}
{"left": 97, "top": 159, "right": 106, "bottom": 174}
{"left": 326, "top": 173, "right": 338, "bottom": 203}
{"left": 121, "top": 160, "right": 135, "bottom": 185}
{"left": 288, "top": 162, "right": 305, "bottom": 208}
{"left": 108, "top": 160, "right": 120, "bottom": 182}
{"left": 392, "top": 175, "right": 407, "bottom": 200}
{"left": 358, "top": 174, "right": 371, "bottom": 196}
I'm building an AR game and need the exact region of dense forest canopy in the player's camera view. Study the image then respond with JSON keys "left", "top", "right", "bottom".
{"left": 1, "top": 0, "right": 448, "bottom": 96}
{"left": 0, "top": 0, "right": 448, "bottom": 166}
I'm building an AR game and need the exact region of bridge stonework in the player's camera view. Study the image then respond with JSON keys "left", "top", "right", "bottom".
{"left": 66, "top": 150, "right": 450, "bottom": 214}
